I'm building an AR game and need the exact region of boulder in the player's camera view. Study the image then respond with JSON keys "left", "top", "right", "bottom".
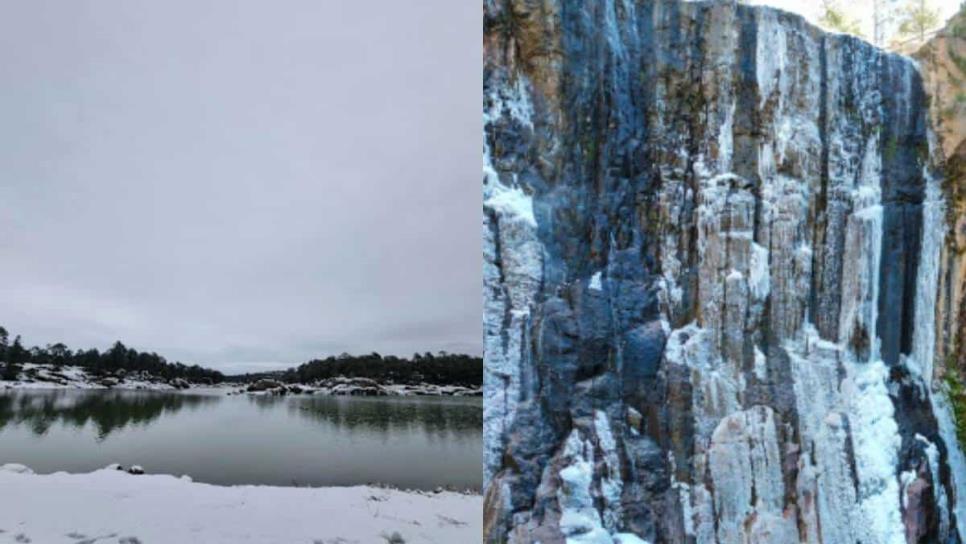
{"left": 0, "top": 463, "right": 34, "bottom": 474}
{"left": 247, "top": 379, "right": 284, "bottom": 392}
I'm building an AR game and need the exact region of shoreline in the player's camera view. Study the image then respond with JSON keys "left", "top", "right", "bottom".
{"left": 1, "top": 364, "right": 482, "bottom": 397}
{"left": 0, "top": 464, "right": 481, "bottom": 544}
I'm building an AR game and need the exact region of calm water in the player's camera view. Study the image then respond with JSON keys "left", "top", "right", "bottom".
{"left": 0, "top": 389, "right": 482, "bottom": 490}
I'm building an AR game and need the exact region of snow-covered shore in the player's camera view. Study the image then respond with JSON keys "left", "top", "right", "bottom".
{"left": 238, "top": 376, "right": 482, "bottom": 397}
{"left": 0, "top": 364, "right": 187, "bottom": 391}
{"left": 1, "top": 364, "right": 483, "bottom": 397}
{"left": 0, "top": 464, "right": 481, "bottom": 543}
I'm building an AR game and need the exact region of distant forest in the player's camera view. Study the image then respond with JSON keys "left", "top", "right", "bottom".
{"left": 0, "top": 326, "right": 224, "bottom": 383}
{"left": 0, "top": 327, "right": 482, "bottom": 386}
{"left": 230, "top": 352, "right": 483, "bottom": 387}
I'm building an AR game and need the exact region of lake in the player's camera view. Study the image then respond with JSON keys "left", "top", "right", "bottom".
{"left": 0, "top": 389, "right": 482, "bottom": 491}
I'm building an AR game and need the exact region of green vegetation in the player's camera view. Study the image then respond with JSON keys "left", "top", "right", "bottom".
{"left": 949, "top": 1, "right": 966, "bottom": 38}
{"left": 817, "top": 0, "right": 864, "bottom": 36}
{"left": 897, "top": 0, "right": 942, "bottom": 43}
{"left": 0, "top": 325, "right": 481, "bottom": 387}
{"left": 948, "top": 45, "right": 966, "bottom": 77}
{"left": 233, "top": 351, "right": 483, "bottom": 387}
{"left": 883, "top": 136, "right": 900, "bottom": 163}
{"left": 945, "top": 370, "right": 966, "bottom": 449}
{"left": 0, "top": 326, "right": 224, "bottom": 383}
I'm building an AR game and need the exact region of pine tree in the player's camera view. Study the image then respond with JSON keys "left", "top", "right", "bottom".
{"left": 2, "top": 335, "right": 25, "bottom": 380}
{"left": 818, "top": 0, "right": 865, "bottom": 36}
{"left": 898, "top": 0, "right": 942, "bottom": 43}
{"left": 0, "top": 326, "right": 8, "bottom": 361}
{"left": 8, "top": 336, "right": 26, "bottom": 364}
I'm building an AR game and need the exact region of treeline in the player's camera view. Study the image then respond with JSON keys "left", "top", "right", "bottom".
{"left": 231, "top": 352, "right": 482, "bottom": 387}
{"left": 0, "top": 327, "right": 224, "bottom": 383}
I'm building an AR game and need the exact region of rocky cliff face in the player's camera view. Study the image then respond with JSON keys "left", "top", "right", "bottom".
{"left": 483, "top": 1, "right": 966, "bottom": 542}
{"left": 916, "top": 8, "right": 966, "bottom": 162}
{"left": 917, "top": 7, "right": 966, "bottom": 385}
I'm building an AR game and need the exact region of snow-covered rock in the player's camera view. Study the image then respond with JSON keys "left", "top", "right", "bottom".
{"left": 0, "top": 363, "right": 189, "bottom": 392}
{"left": 0, "top": 464, "right": 34, "bottom": 475}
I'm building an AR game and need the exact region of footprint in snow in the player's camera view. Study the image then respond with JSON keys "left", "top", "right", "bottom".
{"left": 436, "top": 514, "right": 467, "bottom": 527}
{"left": 13, "top": 534, "right": 30, "bottom": 543}
{"left": 76, "top": 533, "right": 117, "bottom": 544}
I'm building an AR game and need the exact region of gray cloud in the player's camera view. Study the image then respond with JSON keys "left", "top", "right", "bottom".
{"left": 0, "top": 0, "right": 480, "bottom": 371}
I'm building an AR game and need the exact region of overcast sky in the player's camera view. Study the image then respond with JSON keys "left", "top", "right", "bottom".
{"left": 0, "top": 1, "right": 479, "bottom": 373}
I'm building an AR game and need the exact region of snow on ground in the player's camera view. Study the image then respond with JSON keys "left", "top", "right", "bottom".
{"left": 0, "top": 364, "right": 180, "bottom": 392}
{"left": 0, "top": 464, "right": 481, "bottom": 544}
{"left": 2, "top": 364, "right": 483, "bottom": 397}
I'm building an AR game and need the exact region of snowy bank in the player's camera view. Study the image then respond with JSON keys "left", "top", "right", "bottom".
{"left": 0, "top": 364, "right": 188, "bottom": 391}
{"left": 237, "top": 377, "right": 482, "bottom": 397}
{"left": 0, "top": 464, "right": 481, "bottom": 544}
{"left": 1, "top": 364, "right": 483, "bottom": 398}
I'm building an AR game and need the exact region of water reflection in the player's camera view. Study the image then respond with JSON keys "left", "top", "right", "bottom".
{"left": 0, "top": 389, "right": 215, "bottom": 439}
{"left": 0, "top": 390, "right": 482, "bottom": 441}
{"left": 252, "top": 394, "right": 481, "bottom": 439}
{"left": 0, "top": 389, "right": 482, "bottom": 489}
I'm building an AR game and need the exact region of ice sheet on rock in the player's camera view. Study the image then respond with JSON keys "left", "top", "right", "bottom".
{"left": 483, "top": 75, "right": 544, "bottom": 486}
{"left": 910, "top": 167, "right": 945, "bottom": 383}
{"left": 594, "top": 410, "right": 623, "bottom": 531}
{"left": 934, "top": 391, "right": 966, "bottom": 542}
{"left": 916, "top": 433, "right": 950, "bottom": 535}
{"left": 556, "top": 419, "right": 638, "bottom": 544}
{"left": 707, "top": 406, "right": 797, "bottom": 543}
{"left": 613, "top": 534, "right": 650, "bottom": 544}
{"left": 748, "top": 242, "right": 770, "bottom": 301}
{"left": 665, "top": 323, "right": 742, "bottom": 442}
{"left": 589, "top": 271, "right": 603, "bottom": 291}
{"left": 753, "top": 346, "right": 767, "bottom": 381}
{"left": 482, "top": 83, "right": 536, "bottom": 228}
{"left": 557, "top": 430, "right": 612, "bottom": 544}
{"left": 485, "top": 179, "right": 536, "bottom": 228}
{"left": 846, "top": 360, "right": 905, "bottom": 544}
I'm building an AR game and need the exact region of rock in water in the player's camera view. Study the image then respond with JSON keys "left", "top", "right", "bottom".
{"left": 0, "top": 464, "right": 34, "bottom": 475}
{"left": 247, "top": 379, "right": 284, "bottom": 392}
{"left": 482, "top": 1, "right": 965, "bottom": 542}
